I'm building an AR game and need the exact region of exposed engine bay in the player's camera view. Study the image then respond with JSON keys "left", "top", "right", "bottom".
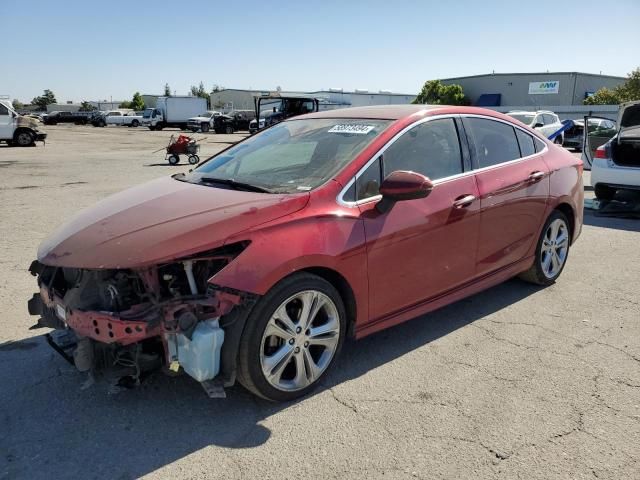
{"left": 27, "top": 242, "right": 257, "bottom": 396}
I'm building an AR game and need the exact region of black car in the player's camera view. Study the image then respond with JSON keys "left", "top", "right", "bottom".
{"left": 43, "top": 111, "right": 91, "bottom": 125}
{"left": 213, "top": 111, "right": 254, "bottom": 134}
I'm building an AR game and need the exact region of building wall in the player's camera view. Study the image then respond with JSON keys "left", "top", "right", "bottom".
{"left": 440, "top": 73, "right": 625, "bottom": 107}
{"left": 210, "top": 89, "right": 416, "bottom": 112}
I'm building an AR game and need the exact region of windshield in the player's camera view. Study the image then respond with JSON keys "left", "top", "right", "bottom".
{"left": 143, "top": 109, "right": 153, "bottom": 118}
{"left": 508, "top": 113, "right": 535, "bottom": 125}
{"left": 185, "top": 118, "right": 390, "bottom": 193}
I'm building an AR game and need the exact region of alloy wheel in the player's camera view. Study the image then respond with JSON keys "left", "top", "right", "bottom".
{"left": 541, "top": 218, "right": 569, "bottom": 278}
{"left": 260, "top": 290, "right": 340, "bottom": 392}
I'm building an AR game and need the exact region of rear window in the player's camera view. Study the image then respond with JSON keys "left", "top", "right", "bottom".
{"left": 515, "top": 129, "right": 536, "bottom": 157}
{"left": 464, "top": 118, "right": 521, "bottom": 168}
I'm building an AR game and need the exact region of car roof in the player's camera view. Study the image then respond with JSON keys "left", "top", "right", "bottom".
{"left": 300, "top": 104, "right": 526, "bottom": 121}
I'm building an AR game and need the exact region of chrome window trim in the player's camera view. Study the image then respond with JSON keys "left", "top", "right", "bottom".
{"left": 336, "top": 113, "right": 548, "bottom": 208}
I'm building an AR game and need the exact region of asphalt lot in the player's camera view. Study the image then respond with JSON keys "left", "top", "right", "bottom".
{"left": 0, "top": 125, "right": 638, "bottom": 480}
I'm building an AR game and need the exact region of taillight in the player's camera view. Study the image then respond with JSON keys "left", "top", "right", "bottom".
{"left": 595, "top": 146, "right": 608, "bottom": 159}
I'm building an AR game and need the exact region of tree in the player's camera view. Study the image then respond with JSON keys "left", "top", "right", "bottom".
{"left": 413, "top": 80, "right": 469, "bottom": 105}
{"left": 190, "top": 81, "right": 210, "bottom": 108}
{"left": 12, "top": 99, "right": 24, "bottom": 110}
{"left": 584, "top": 67, "right": 640, "bottom": 105}
{"left": 211, "top": 84, "right": 222, "bottom": 93}
{"left": 164, "top": 83, "right": 172, "bottom": 96}
{"left": 79, "top": 101, "right": 97, "bottom": 112}
{"left": 119, "top": 100, "right": 133, "bottom": 109}
{"left": 131, "top": 92, "right": 145, "bottom": 111}
{"left": 31, "top": 89, "right": 57, "bottom": 109}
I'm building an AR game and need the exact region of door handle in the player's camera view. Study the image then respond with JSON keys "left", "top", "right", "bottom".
{"left": 528, "top": 171, "right": 545, "bottom": 182}
{"left": 453, "top": 194, "right": 476, "bottom": 208}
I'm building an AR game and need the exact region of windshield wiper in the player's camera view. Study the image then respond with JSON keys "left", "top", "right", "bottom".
{"left": 200, "top": 177, "right": 272, "bottom": 193}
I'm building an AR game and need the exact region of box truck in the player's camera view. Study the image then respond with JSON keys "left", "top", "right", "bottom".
{"left": 0, "top": 98, "right": 47, "bottom": 147}
{"left": 142, "top": 96, "right": 208, "bottom": 131}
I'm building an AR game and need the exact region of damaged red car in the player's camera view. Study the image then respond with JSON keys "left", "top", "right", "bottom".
{"left": 28, "top": 105, "right": 583, "bottom": 401}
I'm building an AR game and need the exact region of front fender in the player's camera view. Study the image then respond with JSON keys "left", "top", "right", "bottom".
{"left": 210, "top": 213, "right": 369, "bottom": 326}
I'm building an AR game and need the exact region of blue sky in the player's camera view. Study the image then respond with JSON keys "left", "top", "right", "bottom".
{"left": 1, "top": 0, "right": 639, "bottom": 103}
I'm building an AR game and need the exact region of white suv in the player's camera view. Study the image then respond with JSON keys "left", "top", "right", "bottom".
{"left": 506, "top": 110, "right": 564, "bottom": 144}
{"left": 582, "top": 101, "right": 640, "bottom": 200}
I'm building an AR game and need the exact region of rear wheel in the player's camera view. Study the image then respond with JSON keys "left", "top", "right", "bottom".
{"left": 237, "top": 273, "right": 346, "bottom": 402}
{"left": 188, "top": 154, "right": 199, "bottom": 165}
{"left": 225, "top": 125, "right": 234, "bottom": 134}
{"left": 519, "top": 210, "right": 570, "bottom": 286}
{"left": 594, "top": 184, "right": 616, "bottom": 201}
{"left": 131, "top": 120, "right": 139, "bottom": 127}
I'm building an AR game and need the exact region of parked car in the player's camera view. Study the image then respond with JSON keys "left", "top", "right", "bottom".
{"left": 249, "top": 95, "right": 319, "bottom": 134}
{"left": 28, "top": 105, "right": 583, "bottom": 401}
{"left": 92, "top": 110, "right": 143, "bottom": 127}
{"left": 582, "top": 101, "right": 640, "bottom": 200}
{"left": 213, "top": 110, "right": 254, "bottom": 134}
{"left": 563, "top": 118, "right": 616, "bottom": 152}
{"left": 187, "top": 111, "right": 221, "bottom": 132}
{"left": 43, "top": 111, "right": 91, "bottom": 125}
{"left": 506, "top": 110, "right": 565, "bottom": 144}
{"left": 0, "top": 99, "right": 47, "bottom": 146}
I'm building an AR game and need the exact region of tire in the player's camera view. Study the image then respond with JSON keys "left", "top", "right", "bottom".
{"left": 237, "top": 272, "right": 346, "bottom": 402}
{"left": 14, "top": 130, "right": 35, "bottom": 147}
{"left": 99, "top": 120, "right": 106, "bottom": 127}
{"left": 148, "top": 126, "right": 156, "bottom": 131}
{"left": 225, "top": 125, "right": 234, "bottom": 134}
{"left": 188, "top": 154, "right": 199, "bottom": 165}
{"left": 131, "top": 120, "right": 139, "bottom": 128}
{"left": 519, "top": 210, "right": 571, "bottom": 286}
{"left": 594, "top": 184, "right": 616, "bottom": 201}
{"left": 156, "top": 123, "right": 164, "bottom": 131}
{"left": 201, "top": 123, "right": 210, "bottom": 133}
{"left": 167, "top": 154, "right": 180, "bottom": 165}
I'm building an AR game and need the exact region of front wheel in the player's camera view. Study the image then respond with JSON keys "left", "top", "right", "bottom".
{"left": 519, "top": 210, "right": 570, "bottom": 286}
{"left": 167, "top": 154, "right": 180, "bottom": 165}
{"left": 14, "top": 130, "right": 35, "bottom": 147}
{"left": 131, "top": 120, "right": 139, "bottom": 127}
{"left": 237, "top": 273, "right": 346, "bottom": 402}
{"left": 201, "top": 123, "right": 210, "bottom": 133}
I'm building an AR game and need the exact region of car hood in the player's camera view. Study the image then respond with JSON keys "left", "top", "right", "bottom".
{"left": 38, "top": 176, "right": 309, "bottom": 269}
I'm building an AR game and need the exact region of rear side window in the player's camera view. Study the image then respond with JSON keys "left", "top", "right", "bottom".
{"left": 382, "top": 118, "right": 463, "bottom": 180}
{"left": 464, "top": 118, "right": 521, "bottom": 168}
{"left": 515, "top": 129, "right": 536, "bottom": 157}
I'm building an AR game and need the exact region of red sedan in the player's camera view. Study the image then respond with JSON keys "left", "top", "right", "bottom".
{"left": 28, "top": 105, "right": 583, "bottom": 401}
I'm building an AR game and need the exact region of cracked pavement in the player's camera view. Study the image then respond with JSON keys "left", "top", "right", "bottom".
{"left": 1, "top": 126, "right": 639, "bottom": 479}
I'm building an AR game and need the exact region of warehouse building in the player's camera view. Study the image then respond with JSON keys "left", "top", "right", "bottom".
{"left": 439, "top": 72, "right": 625, "bottom": 107}
{"left": 209, "top": 88, "right": 415, "bottom": 111}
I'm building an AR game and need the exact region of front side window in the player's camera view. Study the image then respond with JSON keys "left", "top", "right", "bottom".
{"left": 356, "top": 157, "right": 382, "bottom": 200}
{"left": 543, "top": 114, "right": 557, "bottom": 125}
{"left": 464, "top": 118, "right": 521, "bottom": 168}
{"left": 187, "top": 118, "right": 390, "bottom": 194}
{"left": 383, "top": 118, "right": 463, "bottom": 181}
{"left": 0, "top": 103, "right": 9, "bottom": 115}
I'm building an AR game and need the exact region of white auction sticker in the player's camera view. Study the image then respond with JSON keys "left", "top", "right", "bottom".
{"left": 55, "top": 304, "right": 67, "bottom": 321}
{"left": 328, "top": 124, "right": 376, "bottom": 134}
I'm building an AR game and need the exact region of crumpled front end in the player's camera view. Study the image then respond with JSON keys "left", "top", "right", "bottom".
{"left": 27, "top": 242, "right": 258, "bottom": 394}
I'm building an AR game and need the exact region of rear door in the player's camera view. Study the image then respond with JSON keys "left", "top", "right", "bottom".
{"left": 358, "top": 116, "right": 481, "bottom": 322}
{"left": 462, "top": 116, "right": 550, "bottom": 276}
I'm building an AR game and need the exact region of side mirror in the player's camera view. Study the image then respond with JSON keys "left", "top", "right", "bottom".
{"left": 533, "top": 122, "right": 544, "bottom": 128}
{"left": 376, "top": 170, "right": 433, "bottom": 213}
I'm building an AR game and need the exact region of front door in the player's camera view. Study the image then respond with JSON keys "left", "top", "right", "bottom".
{"left": 359, "top": 117, "right": 480, "bottom": 322}
{"left": 462, "top": 116, "right": 550, "bottom": 276}
{"left": 0, "top": 103, "right": 14, "bottom": 140}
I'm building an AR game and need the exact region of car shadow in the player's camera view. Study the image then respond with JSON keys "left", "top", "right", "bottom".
{"left": 0, "top": 278, "right": 541, "bottom": 479}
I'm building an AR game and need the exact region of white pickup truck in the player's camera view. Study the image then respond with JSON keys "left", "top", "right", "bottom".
{"left": 0, "top": 99, "right": 47, "bottom": 146}
{"left": 93, "top": 110, "right": 143, "bottom": 127}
